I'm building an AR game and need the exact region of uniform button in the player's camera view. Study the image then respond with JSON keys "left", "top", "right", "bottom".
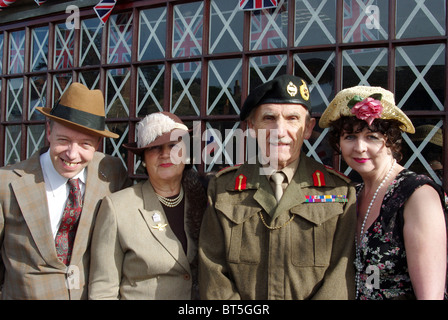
{"left": 183, "top": 273, "right": 191, "bottom": 281}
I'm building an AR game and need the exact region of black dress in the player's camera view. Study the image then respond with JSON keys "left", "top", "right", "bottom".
{"left": 355, "top": 169, "right": 448, "bottom": 300}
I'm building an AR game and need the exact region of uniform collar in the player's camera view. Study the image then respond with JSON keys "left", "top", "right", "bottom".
{"left": 225, "top": 153, "right": 340, "bottom": 192}
{"left": 260, "top": 157, "right": 299, "bottom": 184}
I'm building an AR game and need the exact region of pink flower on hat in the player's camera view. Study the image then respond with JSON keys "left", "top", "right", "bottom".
{"left": 349, "top": 95, "right": 383, "bottom": 126}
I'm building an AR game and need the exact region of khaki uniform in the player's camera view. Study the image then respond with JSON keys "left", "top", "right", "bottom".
{"left": 198, "top": 153, "right": 357, "bottom": 300}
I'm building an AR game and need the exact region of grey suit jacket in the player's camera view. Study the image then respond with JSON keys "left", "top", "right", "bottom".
{"left": 88, "top": 180, "right": 197, "bottom": 300}
{"left": 0, "top": 148, "right": 131, "bottom": 300}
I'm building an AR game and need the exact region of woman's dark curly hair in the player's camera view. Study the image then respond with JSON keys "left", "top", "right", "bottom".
{"left": 327, "top": 116, "right": 404, "bottom": 161}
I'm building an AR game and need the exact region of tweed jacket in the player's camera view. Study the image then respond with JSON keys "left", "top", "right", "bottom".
{"left": 88, "top": 169, "right": 206, "bottom": 300}
{"left": 198, "top": 153, "right": 357, "bottom": 300}
{"left": 0, "top": 147, "right": 131, "bottom": 300}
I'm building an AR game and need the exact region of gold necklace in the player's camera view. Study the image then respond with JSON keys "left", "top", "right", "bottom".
{"left": 156, "top": 187, "right": 184, "bottom": 207}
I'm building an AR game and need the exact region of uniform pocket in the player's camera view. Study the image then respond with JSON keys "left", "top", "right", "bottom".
{"left": 227, "top": 212, "right": 264, "bottom": 264}
{"left": 215, "top": 200, "right": 263, "bottom": 265}
{"left": 290, "top": 203, "right": 343, "bottom": 267}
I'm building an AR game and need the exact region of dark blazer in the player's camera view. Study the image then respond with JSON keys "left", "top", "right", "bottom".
{"left": 0, "top": 148, "right": 131, "bottom": 300}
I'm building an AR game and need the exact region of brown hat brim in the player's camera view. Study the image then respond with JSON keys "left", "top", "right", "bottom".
{"left": 37, "top": 107, "right": 119, "bottom": 139}
{"left": 124, "top": 128, "right": 190, "bottom": 156}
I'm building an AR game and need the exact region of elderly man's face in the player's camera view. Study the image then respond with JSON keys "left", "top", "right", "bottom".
{"left": 248, "top": 103, "right": 315, "bottom": 169}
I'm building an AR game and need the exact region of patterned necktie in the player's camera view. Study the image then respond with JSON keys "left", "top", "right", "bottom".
{"left": 55, "top": 178, "right": 83, "bottom": 265}
{"left": 271, "top": 172, "right": 285, "bottom": 203}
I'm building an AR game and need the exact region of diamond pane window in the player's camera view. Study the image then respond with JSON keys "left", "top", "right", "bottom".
{"left": 104, "top": 122, "right": 128, "bottom": 169}
{"left": 27, "top": 124, "right": 45, "bottom": 158}
{"left": 0, "top": 0, "right": 447, "bottom": 189}
{"left": 207, "top": 59, "right": 242, "bottom": 116}
{"left": 108, "top": 12, "right": 133, "bottom": 64}
{"left": 137, "top": 65, "right": 165, "bottom": 118}
{"left": 396, "top": 0, "right": 446, "bottom": 39}
{"left": 295, "top": 0, "right": 336, "bottom": 46}
{"left": 80, "top": 18, "right": 103, "bottom": 66}
{"left": 28, "top": 75, "right": 47, "bottom": 121}
{"left": 250, "top": 0, "right": 288, "bottom": 51}
{"left": 203, "top": 121, "right": 243, "bottom": 173}
{"left": 106, "top": 68, "right": 131, "bottom": 118}
{"left": 31, "top": 26, "right": 49, "bottom": 72}
{"left": 342, "top": 47, "right": 388, "bottom": 88}
{"left": 52, "top": 73, "right": 72, "bottom": 103}
{"left": 249, "top": 54, "right": 287, "bottom": 90}
{"left": 172, "top": 2, "right": 203, "bottom": 58}
{"left": 8, "top": 30, "right": 25, "bottom": 74}
{"left": 395, "top": 44, "right": 445, "bottom": 111}
{"left": 171, "top": 62, "right": 201, "bottom": 116}
{"left": 294, "top": 51, "right": 335, "bottom": 113}
{"left": 139, "top": 7, "right": 166, "bottom": 61}
{"left": 54, "top": 23, "right": 74, "bottom": 69}
{"left": 6, "top": 78, "right": 23, "bottom": 121}
{"left": 402, "top": 120, "right": 444, "bottom": 185}
{"left": 343, "top": 0, "right": 388, "bottom": 43}
{"left": 5, "top": 125, "right": 21, "bottom": 165}
{"left": 79, "top": 70, "right": 100, "bottom": 90}
{"left": 209, "top": 0, "right": 243, "bottom": 54}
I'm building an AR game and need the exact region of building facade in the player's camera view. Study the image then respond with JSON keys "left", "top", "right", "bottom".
{"left": 0, "top": 0, "right": 446, "bottom": 188}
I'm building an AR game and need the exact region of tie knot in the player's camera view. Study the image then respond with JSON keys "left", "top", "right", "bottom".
{"left": 271, "top": 172, "right": 284, "bottom": 185}
{"left": 67, "top": 178, "right": 80, "bottom": 190}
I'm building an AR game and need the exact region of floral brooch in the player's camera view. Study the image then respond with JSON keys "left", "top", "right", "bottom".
{"left": 348, "top": 93, "right": 383, "bottom": 126}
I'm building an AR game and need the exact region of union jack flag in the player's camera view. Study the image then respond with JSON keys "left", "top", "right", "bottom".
{"left": 34, "top": 0, "right": 47, "bottom": 6}
{"left": 250, "top": 5, "right": 286, "bottom": 65}
{"left": 9, "top": 32, "right": 25, "bottom": 73}
{"left": 343, "top": 0, "right": 379, "bottom": 43}
{"left": 173, "top": 16, "right": 203, "bottom": 72}
{"left": 94, "top": 0, "right": 117, "bottom": 24}
{"left": 0, "top": 0, "right": 16, "bottom": 8}
{"left": 239, "top": 0, "right": 277, "bottom": 11}
{"left": 55, "top": 29, "right": 74, "bottom": 69}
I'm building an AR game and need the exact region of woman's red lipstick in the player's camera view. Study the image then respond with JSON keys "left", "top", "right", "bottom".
{"left": 160, "top": 163, "right": 174, "bottom": 168}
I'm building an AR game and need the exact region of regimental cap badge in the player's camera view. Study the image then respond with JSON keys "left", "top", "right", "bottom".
{"left": 286, "top": 81, "right": 298, "bottom": 97}
{"left": 240, "top": 75, "right": 313, "bottom": 121}
{"left": 300, "top": 80, "right": 310, "bottom": 101}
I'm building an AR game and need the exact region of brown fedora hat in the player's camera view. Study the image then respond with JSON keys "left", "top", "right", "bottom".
{"left": 36, "top": 82, "right": 119, "bottom": 138}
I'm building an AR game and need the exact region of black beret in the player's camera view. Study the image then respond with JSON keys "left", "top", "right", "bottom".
{"left": 240, "top": 74, "right": 312, "bottom": 121}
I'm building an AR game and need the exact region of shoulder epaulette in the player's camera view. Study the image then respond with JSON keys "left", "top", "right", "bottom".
{"left": 324, "top": 165, "right": 351, "bottom": 184}
{"left": 215, "top": 164, "right": 241, "bottom": 178}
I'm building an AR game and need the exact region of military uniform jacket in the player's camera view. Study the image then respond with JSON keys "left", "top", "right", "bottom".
{"left": 0, "top": 148, "right": 131, "bottom": 300}
{"left": 198, "top": 153, "right": 357, "bottom": 300}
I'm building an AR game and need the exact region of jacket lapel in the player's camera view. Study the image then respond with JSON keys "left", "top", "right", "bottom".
{"left": 70, "top": 154, "right": 101, "bottom": 266}
{"left": 11, "top": 152, "right": 64, "bottom": 269}
{"left": 139, "top": 181, "right": 191, "bottom": 273}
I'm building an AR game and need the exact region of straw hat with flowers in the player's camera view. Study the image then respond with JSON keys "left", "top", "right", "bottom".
{"left": 319, "top": 86, "right": 415, "bottom": 134}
